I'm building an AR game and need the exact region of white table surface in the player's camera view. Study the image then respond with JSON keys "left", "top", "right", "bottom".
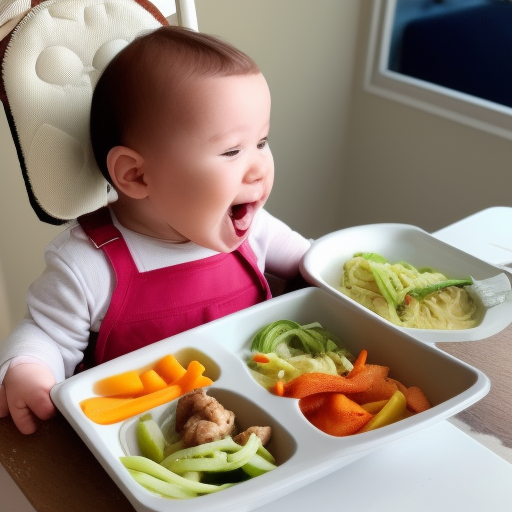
{"left": 433, "top": 206, "right": 512, "bottom": 266}
{"left": 258, "top": 207, "right": 512, "bottom": 512}
{"left": 259, "top": 421, "right": 512, "bottom": 512}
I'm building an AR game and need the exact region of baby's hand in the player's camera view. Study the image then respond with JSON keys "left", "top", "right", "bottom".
{"left": 0, "top": 363, "right": 56, "bottom": 434}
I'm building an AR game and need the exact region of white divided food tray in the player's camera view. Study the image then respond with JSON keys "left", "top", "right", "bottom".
{"left": 51, "top": 287, "right": 490, "bottom": 512}
{"left": 300, "top": 223, "right": 512, "bottom": 343}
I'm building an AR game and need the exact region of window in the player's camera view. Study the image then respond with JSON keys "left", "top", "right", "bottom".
{"left": 365, "top": 0, "right": 512, "bottom": 140}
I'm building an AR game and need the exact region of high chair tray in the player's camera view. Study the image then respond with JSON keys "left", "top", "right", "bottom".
{"left": 51, "top": 287, "right": 489, "bottom": 512}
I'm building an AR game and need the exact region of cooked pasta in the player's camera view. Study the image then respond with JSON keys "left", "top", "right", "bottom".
{"left": 339, "top": 254, "right": 479, "bottom": 330}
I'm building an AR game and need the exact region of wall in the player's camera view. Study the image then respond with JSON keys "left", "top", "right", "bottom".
{"left": 340, "top": 1, "right": 512, "bottom": 231}
{"left": 194, "top": 0, "right": 358, "bottom": 238}
{"left": 0, "top": 109, "right": 63, "bottom": 335}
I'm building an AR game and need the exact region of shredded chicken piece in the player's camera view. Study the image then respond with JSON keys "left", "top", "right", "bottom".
{"left": 175, "top": 389, "right": 235, "bottom": 446}
{"left": 233, "top": 426, "right": 272, "bottom": 446}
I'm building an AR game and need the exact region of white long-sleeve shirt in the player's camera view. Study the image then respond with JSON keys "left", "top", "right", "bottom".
{"left": 0, "top": 209, "right": 310, "bottom": 383}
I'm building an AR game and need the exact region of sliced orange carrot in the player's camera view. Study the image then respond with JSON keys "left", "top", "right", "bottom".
{"left": 193, "top": 375, "right": 214, "bottom": 388}
{"left": 387, "top": 377, "right": 408, "bottom": 396}
{"left": 404, "top": 386, "right": 431, "bottom": 413}
{"left": 297, "top": 392, "right": 329, "bottom": 415}
{"left": 173, "top": 360, "right": 209, "bottom": 394}
{"left": 386, "top": 378, "right": 431, "bottom": 413}
{"left": 153, "top": 354, "right": 187, "bottom": 384}
{"left": 345, "top": 365, "right": 397, "bottom": 404}
{"left": 350, "top": 349, "right": 368, "bottom": 374}
{"left": 253, "top": 353, "right": 270, "bottom": 364}
{"left": 282, "top": 367, "right": 374, "bottom": 399}
{"left": 274, "top": 381, "right": 285, "bottom": 397}
{"left": 80, "top": 384, "right": 183, "bottom": 424}
{"left": 93, "top": 370, "right": 143, "bottom": 397}
{"left": 301, "top": 393, "right": 373, "bottom": 437}
{"left": 79, "top": 396, "right": 132, "bottom": 415}
{"left": 139, "top": 369, "right": 168, "bottom": 394}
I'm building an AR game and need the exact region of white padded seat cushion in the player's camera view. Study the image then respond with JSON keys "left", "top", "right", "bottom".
{"left": 2, "top": 0, "right": 164, "bottom": 221}
{"left": 0, "top": 0, "right": 30, "bottom": 26}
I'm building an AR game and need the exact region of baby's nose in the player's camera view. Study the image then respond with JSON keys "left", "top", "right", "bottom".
{"left": 245, "top": 158, "right": 268, "bottom": 183}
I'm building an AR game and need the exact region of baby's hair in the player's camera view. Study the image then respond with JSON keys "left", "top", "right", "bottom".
{"left": 90, "top": 26, "right": 261, "bottom": 182}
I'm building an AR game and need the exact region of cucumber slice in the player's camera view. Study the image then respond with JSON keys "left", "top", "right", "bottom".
{"left": 242, "top": 454, "right": 277, "bottom": 477}
{"left": 136, "top": 416, "right": 167, "bottom": 463}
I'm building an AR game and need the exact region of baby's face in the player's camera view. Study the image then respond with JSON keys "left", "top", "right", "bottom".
{"left": 140, "top": 72, "right": 274, "bottom": 252}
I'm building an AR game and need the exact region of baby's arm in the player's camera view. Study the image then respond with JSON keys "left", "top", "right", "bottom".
{"left": 252, "top": 209, "right": 311, "bottom": 281}
{"left": 0, "top": 226, "right": 111, "bottom": 433}
{"left": 0, "top": 319, "right": 67, "bottom": 434}
{"left": 0, "top": 359, "right": 56, "bottom": 434}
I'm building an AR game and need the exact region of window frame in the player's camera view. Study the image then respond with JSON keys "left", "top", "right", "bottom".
{"left": 364, "top": 0, "right": 512, "bottom": 140}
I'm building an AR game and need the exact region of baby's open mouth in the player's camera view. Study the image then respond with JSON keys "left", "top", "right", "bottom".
{"left": 229, "top": 202, "right": 256, "bottom": 237}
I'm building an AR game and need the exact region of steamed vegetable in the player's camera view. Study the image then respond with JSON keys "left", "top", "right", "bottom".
{"left": 299, "top": 393, "right": 372, "bottom": 437}
{"left": 94, "top": 370, "right": 144, "bottom": 396}
{"left": 250, "top": 320, "right": 346, "bottom": 355}
{"left": 80, "top": 356, "right": 214, "bottom": 424}
{"left": 359, "top": 390, "right": 407, "bottom": 432}
{"left": 121, "top": 455, "right": 233, "bottom": 497}
{"left": 122, "top": 432, "right": 276, "bottom": 497}
{"left": 80, "top": 385, "right": 183, "bottom": 425}
{"left": 161, "top": 433, "right": 264, "bottom": 474}
{"left": 272, "top": 349, "right": 431, "bottom": 436}
{"left": 357, "top": 252, "right": 473, "bottom": 309}
{"left": 248, "top": 320, "right": 355, "bottom": 389}
{"left": 121, "top": 392, "right": 278, "bottom": 500}
{"left": 246, "top": 317, "right": 431, "bottom": 438}
{"left": 137, "top": 415, "right": 168, "bottom": 463}
{"left": 407, "top": 278, "right": 473, "bottom": 302}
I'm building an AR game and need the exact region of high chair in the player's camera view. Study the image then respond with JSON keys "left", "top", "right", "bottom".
{"left": 0, "top": 3, "right": 198, "bottom": 509}
{"left": 0, "top": 0, "right": 198, "bottom": 226}
{"left": 0, "top": 261, "right": 10, "bottom": 341}
{"left": 0, "top": 0, "right": 199, "bottom": 330}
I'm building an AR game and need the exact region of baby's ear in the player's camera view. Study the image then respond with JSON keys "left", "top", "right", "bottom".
{"left": 107, "top": 146, "right": 148, "bottom": 199}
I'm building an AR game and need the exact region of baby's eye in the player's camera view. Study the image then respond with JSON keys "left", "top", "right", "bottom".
{"left": 221, "top": 149, "right": 240, "bottom": 157}
{"left": 257, "top": 138, "right": 269, "bottom": 150}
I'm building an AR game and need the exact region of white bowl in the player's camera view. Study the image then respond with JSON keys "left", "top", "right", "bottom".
{"left": 300, "top": 223, "right": 512, "bottom": 343}
{"left": 51, "top": 287, "right": 489, "bottom": 512}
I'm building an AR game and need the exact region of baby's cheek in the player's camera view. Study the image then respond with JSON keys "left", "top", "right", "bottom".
{"left": 191, "top": 180, "right": 231, "bottom": 209}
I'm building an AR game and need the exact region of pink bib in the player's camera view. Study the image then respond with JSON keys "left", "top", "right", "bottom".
{"left": 78, "top": 208, "right": 271, "bottom": 366}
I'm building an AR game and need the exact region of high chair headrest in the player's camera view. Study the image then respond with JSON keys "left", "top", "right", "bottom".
{"left": 0, "top": 0, "right": 167, "bottom": 224}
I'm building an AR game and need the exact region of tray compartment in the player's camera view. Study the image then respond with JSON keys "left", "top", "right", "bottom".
{"left": 300, "top": 223, "right": 512, "bottom": 342}
{"left": 120, "top": 387, "right": 298, "bottom": 467}
{"left": 50, "top": 288, "right": 490, "bottom": 512}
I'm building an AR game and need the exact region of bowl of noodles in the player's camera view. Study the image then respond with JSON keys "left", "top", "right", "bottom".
{"left": 300, "top": 224, "right": 512, "bottom": 343}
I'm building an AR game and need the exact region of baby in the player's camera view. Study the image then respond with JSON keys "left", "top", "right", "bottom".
{"left": 0, "top": 26, "right": 310, "bottom": 434}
